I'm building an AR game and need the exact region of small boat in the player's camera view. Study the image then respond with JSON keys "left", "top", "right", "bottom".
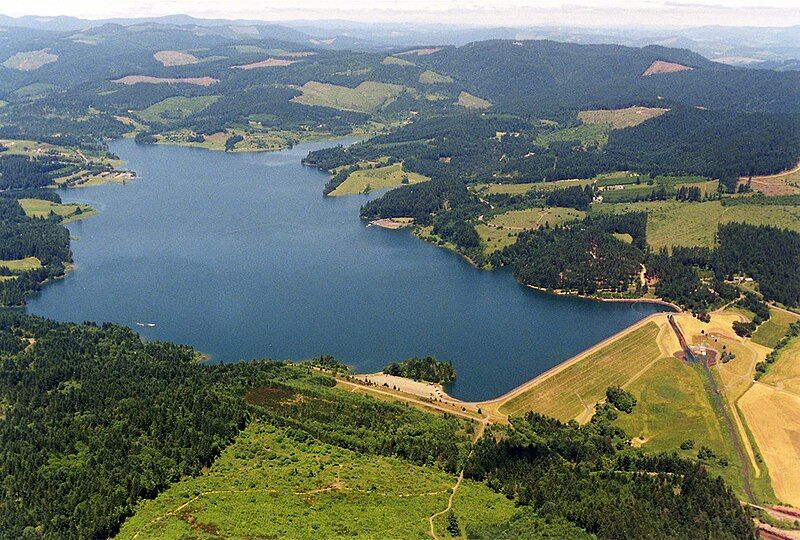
{"left": 135, "top": 322, "right": 156, "bottom": 328}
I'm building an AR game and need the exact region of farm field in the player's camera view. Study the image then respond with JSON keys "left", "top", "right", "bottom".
{"left": 745, "top": 162, "right": 800, "bottom": 196}
{"left": 292, "top": 81, "right": 405, "bottom": 113}
{"left": 116, "top": 420, "right": 513, "bottom": 539}
{"left": 456, "top": 91, "right": 491, "bottom": 109}
{"left": 419, "top": 70, "right": 453, "bottom": 84}
{"left": 113, "top": 76, "right": 219, "bottom": 86}
{"left": 477, "top": 207, "right": 585, "bottom": 254}
{"left": 497, "top": 319, "right": 669, "bottom": 422}
{"left": 135, "top": 96, "right": 220, "bottom": 125}
{"left": 156, "top": 129, "right": 311, "bottom": 153}
{"left": 595, "top": 200, "right": 800, "bottom": 250}
{"left": 476, "top": 178, "right": 593, "bottom": 196}
{"left": 762, "top": 337, "right": 800, "bottom": 398}
{"left": 578, "top": 106, "right": 668, "bottom": 129}
{"left": 18, "top": 198, "right": 96, "bottom": 223}
{"left": 739, "top": 383, "right": 800, "bottom": 507}
{"left": 752, "top": 308, "right": 800, "bottom": 348}
{"left": 0, "top": 256, "right": 42, "bottom": 271}
{"left": 329, "top": 163, "right": 429, "bottom": 196}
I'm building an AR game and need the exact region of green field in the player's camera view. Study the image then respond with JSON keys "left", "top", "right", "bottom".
{"left": 476, "top": 178, "right": 594, "bottom": 196}
{"left": 292, "top": 81, "right": 405, "bottom": 113}
{"left": 613, "top": 358, "right": 751, "bottom": 495}
{"left": 330, "top": 163, "right": 429, "bottom": 196}
{"left": 595, "top": 200, "right": 800, "bottom": 250}
{"left": 419, "top": 70, "right": 453, "bottom": 84}
{"left": 0, "top": 256, "right": 42, "bottom": 271}
{"left": 456, "top": 92, "right": 491, "bottom": 109}
{"left": 751, "top": 308, "right": 800, "bottom": 348}
{"left": 499, "top": 321, "right": 662, "bottom": 420}
{"left": 478, "top": 207, "right": 585, "bottom": 254}
{"left": 382, "top": 55, "right": 415, "bottom": 66}
{"left": 117, "top": 421, "right": 513, "bottom": 539}
{"left": 13, "top": 82, "right": 57, "bottom": 99}
{"left": 19, "top": 198, "right": 96, "bottom": 224}
{"left": 535, "top": 122, "right": 611, "bottom": 148}
{"left": 135, "top": 96, "right": 220, "bottom": 125}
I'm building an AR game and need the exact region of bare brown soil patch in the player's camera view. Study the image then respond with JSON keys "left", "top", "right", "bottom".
{"left": 113, "top": 75, "right": 218, "bottom": 87}
{"left": 153, "top": 50, "right": 200, "bottom": 67}
{"left": 2, "top": 49, "right": 58, "bottom": 71}
{"left": 578, "top": 106, "right": 669, "bottom": 129}
{"left": 397, "top": 48, "right": 441, "bottom": 56}
{"left": 642, "top": 60, "right": 693, "bottom": 76}
{"left": 742, "top": 162, "right": 800, "bottom": 196}
{"left": 232, "top": 58, "right": 298, "bottom": 70}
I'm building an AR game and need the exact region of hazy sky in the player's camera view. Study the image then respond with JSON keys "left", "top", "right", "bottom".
{"left": 3, "top": 0, "right": 800, "bottom": 27}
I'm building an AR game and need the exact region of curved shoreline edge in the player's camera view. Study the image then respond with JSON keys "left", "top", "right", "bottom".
{"left": 349, "top": 312, "right": 673, "bottom": 410}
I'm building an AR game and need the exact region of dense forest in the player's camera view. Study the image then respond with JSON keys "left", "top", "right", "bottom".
{"left": 0, "top": 315, "right": 756, "bottom": 539}
{"left": 383, "top": 356, "right": 457, "bottom": 384}
{"left": 466, "top": 410, "right": 754, "bottom": 539}
{"left": 0, "top": 192, "right": 73, "bottom": 306}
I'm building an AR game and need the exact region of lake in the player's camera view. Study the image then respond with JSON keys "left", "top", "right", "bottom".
{"left": 26, "top": 138, "right": 668, "bottom": 401}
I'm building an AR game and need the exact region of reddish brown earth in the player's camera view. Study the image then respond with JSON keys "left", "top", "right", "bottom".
{"left": 231, "top": 58, "right": 298, "bottom": 70}
{"left": 641, "top": 60, "right": 693, "bottom": 76}
{"left": 113, "top": 75, "right": 219, "bottom": 86}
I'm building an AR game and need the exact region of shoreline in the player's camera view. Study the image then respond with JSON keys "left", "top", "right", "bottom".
{"left": 347, "top": 311, "right": 674, "bottom": 409}
{"left": 524, "top": 283, "right": 681, "bottom": 311}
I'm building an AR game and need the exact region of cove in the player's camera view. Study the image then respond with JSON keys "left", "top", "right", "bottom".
{"left": 26, "top": 138, "right": 669, "bottom": 401}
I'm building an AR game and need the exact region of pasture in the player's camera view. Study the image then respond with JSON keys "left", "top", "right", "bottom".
{"left": 135, "top": 96, "right": 220, "bottom": 125}
{"left": 498, "top": 320, "right": 666, "bottom": 421}
{"left": 0, "top": 257, "right": 42, "bottom": 271}
{"left": 762, "top": 337, "right": 800, "bottom": 398}
{"left": 292, "top": 81, "right": 405, "bottom": 113}
{"left": 751, "top": 308, "right": 800, "bottom": 348}
{"left": 578, "top": 106, "right": 668, "bottom": 129}
{"left": 329, "top": 163, "right": 429, "bottom": 196}
{"left": 478, "top": 207, "right": 585, "bottom": 254}
{"left": 19, "top": 198, "right": 96, "bottom": 223}
{"left": 456, "top": 92, "right": 491, "bottom": 109}
{"left": 419, "top": 70, "right": 453, "bottom": 84}
{"left": 116, "top": 421, "right": 513, "bottom": 539}
{"left": 534, "top": 122, "right": 610, "bottom": 148}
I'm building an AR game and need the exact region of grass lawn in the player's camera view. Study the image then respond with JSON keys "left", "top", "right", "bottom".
{"left": 499, "top": 321, "right": 663, "bottom": 421}
{"left": 330, "top": 163, "right": 429, "bottom": 196}
{"left": 117, "top": 421, "right": 513, "bottom": 539}
{"left": 19, "top": 198, "right": 96, "bottom": 224}
{"left": 0, "top": 257, "right": 41, "bottom": 271}
{"left": 135, "top": 96, "right": 219, "bottom": 125}
{"left": 751, "top": 308, "right": 800, "bottom": 348}
{"left": 475, "top": 178, "right": 594, "bottom": 196}
{"left": 292, "top": 81, "right": 405, "bottom": 113}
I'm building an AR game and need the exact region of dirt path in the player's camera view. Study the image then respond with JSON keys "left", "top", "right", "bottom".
{"left": 428, "top": 471, "right": 464, "bottom": 540}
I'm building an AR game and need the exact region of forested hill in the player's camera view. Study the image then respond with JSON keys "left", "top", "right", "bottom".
{"left": 1, "top": 23, "right": 800, "bottom": 145}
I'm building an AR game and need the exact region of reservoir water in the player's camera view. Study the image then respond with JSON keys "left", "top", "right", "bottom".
{"left": 26, "top": 138, "right": 668, "bottom": 400}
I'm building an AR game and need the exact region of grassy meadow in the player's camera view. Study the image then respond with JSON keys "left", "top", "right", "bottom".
{"left": 117, "top": 421, "right": 514, "bottom": 539}
{"left": 292, "top": 81, "right": 405, "bottom": 113}
{"left": 330, "top": 163, "right": 429, "bottom": 196}
{"left": 19, "top": 198, "right": 96, "bottom": 223}
{"left": 498, "top": 321, "right": 664, "bottom": 421}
